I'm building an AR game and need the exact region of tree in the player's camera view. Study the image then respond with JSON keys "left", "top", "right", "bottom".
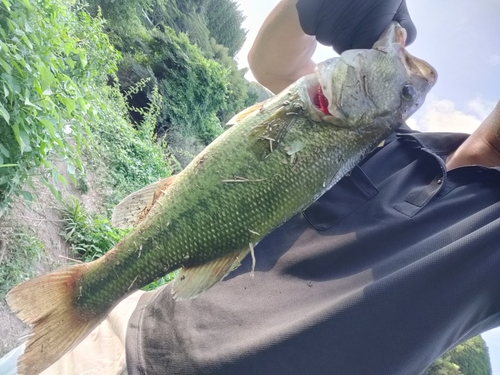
{"left": 205, "top": 0, "right": 247, "bottom": 57}
{"left": 446, "top": 336, "right": 492, "bottom": 375}
{"left": 425, "top": 358, "right": 464, "bottom": 375}
{"left": 425, "top": 336, "right": 492, "bottom": 375}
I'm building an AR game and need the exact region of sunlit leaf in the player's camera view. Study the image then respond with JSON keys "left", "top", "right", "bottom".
{"left": 0, "top": 103, "right": 10, "bottom": 123}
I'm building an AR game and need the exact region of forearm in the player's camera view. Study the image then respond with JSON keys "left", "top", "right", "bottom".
{"left": 247, "top": 0, "right": 317, "bottom": 94}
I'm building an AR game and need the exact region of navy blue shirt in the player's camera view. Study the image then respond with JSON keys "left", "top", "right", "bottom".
{"left": 126, "top": 129, "right": 500, "bottom": 375}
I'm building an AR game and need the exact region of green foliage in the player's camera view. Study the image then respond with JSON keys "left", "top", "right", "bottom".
{"left": 425, "top": 358, "right": 464, "bottom": 375}
{"left": 0, "top": 0, "right": 119, "bottom": 216}
{"left": 142, "top": 270, "right": 177, "bottom": 291}
{"left": 59, "top": 196, "right": 175, "bottom": 290}
{"left": 87, "top": 0, "right": 253, "bottom": 153}
{"left": 0, "top": 227, "right": 43, "bottom": 298}
{"left": 426, "top": 336, "right": 492, "bottom": 375}
{"left": 209, "top": 40, "right": 257, "bottom": 123}
{"left": 205, "top": 0, "right": 247, "bottom": 57}
{"left": 446, "top": 336, "right": 492, "bottom": 375}
{"left": 86, "top": 80, "right": 173, "bottom": 208}
{"left": 86, "top": 0, "right": 154, "bottom": 32}
{"left": 114, "top": 27, "right": 228, "bottom": 146}
{"left": 60, "top": 197, "right": 128, "bottom": 262}
{"left": 247, "top": 80, "right": 274, "bottom": 102}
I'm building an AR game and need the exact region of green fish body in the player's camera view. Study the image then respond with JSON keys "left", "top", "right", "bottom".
{"left": 7, "top": 22, "right": 437, "bottom": 375}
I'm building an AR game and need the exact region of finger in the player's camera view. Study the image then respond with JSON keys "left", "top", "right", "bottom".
{"left": 394, "top": 0, "right": 417, "bottom": 45}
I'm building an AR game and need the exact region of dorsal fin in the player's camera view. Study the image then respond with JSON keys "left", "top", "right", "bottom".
{"left": 226, "top": 101, "right": 266, "bottom": 127}
{"left": 172, "top": 247, "right": 251, "bottom": 300}
{"left": 111, "top": 175, "right": 177, "bottom": 229}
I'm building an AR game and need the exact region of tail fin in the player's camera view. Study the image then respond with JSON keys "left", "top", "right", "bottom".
{"left": 6, "top": 264, "right": 104, "bottom": 375}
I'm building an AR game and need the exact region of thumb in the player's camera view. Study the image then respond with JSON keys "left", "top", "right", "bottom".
{"left": 394, "top": 0, "right": 417, "bottom": 45}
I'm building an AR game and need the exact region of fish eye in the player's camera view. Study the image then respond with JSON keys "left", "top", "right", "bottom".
{"left": 401, "top": 84, "right": 417, "bottom": 101}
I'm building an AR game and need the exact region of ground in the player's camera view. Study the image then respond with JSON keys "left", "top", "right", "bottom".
{"left": 0, "top": 163, "right": 103, "bottom": 356}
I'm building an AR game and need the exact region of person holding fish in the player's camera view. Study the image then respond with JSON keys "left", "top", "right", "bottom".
{"left": 2, "top": 0, "right": 500, "bottom": 374}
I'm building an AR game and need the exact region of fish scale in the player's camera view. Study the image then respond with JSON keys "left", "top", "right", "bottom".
{"left": 76, "top": 95, "right": 376, "bottom": 317}
{"left": 6, "top": 22, "right": 437, "bottom": 375}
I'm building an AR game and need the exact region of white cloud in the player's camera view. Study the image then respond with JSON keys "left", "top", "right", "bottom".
{"left": 408, "top": 97, "right": 497, "bottom": 134}
{"left": 467, "top": 98, "right": 497, "bottom": 120}
{"left": 409, "top": 98, "right": 481, "bottom": 134}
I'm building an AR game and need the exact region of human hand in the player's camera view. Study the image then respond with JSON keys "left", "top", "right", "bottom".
{"left": 296, "top": 0, "right": 416, "bottom": 53}
{"left": 446, "top": 101, "right": 500, "bottom": 170}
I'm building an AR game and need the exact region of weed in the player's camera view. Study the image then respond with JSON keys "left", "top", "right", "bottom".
{"left": 60, "top": 196, "right": 128, "bottom": 262}
{"left": 0, "top": 228, "right": 44, "bottom": 298}
{"left": 77, "top": 175, "right": 90, "bottom": 194}
{"left": 58, "top": 196, "right": 174, "bottom": 290}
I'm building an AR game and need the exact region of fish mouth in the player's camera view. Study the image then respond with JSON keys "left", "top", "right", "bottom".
{"left": 379, "top": 22, "right": 437, "bottom": 87}
{"left": 312, "top": 85, "right": 331, "bottom": 115}
{"left": 303, "top": 74, "right": 332, "bottom": 116}
{"left": 403, "top": 51, "right": 437, "bottom": 86}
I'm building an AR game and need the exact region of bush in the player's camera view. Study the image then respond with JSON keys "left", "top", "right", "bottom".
{"left": 85, "top": 81, "right": 174, "bottom": 208}
{"left": 115, "top": 27, "right": 228, "bottom": 145}
{"left": 0, "top": 0, "right": 119, "bottom": 216}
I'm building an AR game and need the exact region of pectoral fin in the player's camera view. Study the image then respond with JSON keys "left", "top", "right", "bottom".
{"left": 111, "top": 175, "right": 177, "bottom": 229}
{"left": 248, "top": 106, "right": 302, "bottom": 158}
{"left": 172, "top": 248, "right": 251, "bottom": 300}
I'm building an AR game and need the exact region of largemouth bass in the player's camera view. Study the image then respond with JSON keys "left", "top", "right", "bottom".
{"left": 7, "top": 22, "right": 436, "bottom": 375}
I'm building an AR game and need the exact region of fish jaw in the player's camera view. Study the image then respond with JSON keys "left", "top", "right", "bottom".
{"left": 311, "top": 22, "right": 437, "bottom": 129}
{"left": 373, "top": 21, "right": 438, "bottom": 120}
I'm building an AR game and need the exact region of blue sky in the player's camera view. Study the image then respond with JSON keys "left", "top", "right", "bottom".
{"left": 235, "top": 0, "right": 500, "bottom": 372}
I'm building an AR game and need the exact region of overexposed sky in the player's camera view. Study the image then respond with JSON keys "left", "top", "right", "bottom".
{"left": 235, "top": 0, "right": 500, "bottom": 372}
{"left": 235, "top": 0, "right": 499, "bottom": 131}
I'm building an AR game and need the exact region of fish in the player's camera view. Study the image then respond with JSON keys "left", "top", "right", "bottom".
{"left": 6, "top": 21, "right": 436, "bottom": 375}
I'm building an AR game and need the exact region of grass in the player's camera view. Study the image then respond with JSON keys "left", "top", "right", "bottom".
{"left": 59, "top": 196, "right": 128, "bottom": 262}
{"left": 0, "top": 227, "right": 44, "bottom": 298}
{"left": 59, "top": 196, "right": 175, "bottom": 290}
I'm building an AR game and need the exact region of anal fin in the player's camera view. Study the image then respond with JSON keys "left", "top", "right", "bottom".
{"left": 172, "top": 248, "right": 251, "bottom": 300}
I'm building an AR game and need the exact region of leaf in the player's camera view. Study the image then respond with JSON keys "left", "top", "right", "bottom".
{"left": 58, "top": 95, "right": 76, "bottom": 116}
{"left": 47, "top": 182, "right": 62, "bottom": 202}
{"left": 20, "top": 190, "right": 34, "bottom": 201}
{"left": 64, "top": 42, "right": 74, "bottom": 56}
{"left": 40, "top": 118, "right": 56, "bottom": 136}
{"left": 77, "top": 98, "right": 86, "bottom": 110}
{"left": 12, "top": 124, "right": 31, "bottom": 153}
{"left": 67, "top": 164, "right": 75, "bottom": 176}
{"left": 24, "top": 95, "right": 41, "bottom": 110}
{"left": 19, "top": 0, "right": 32, "bottom": 10}
{"left": 0, "top": 57, "right": 11, "bottom": 74}
{"left": 38, "top": 64, "right": 54, "bottom": 92}
{"left": 0, "top": 102, "right": 10, "bottom": 123}
{"left": 2, "top": 72, "right": 20, "bottom": 94}
{"left": 2, "top": 0, "right": 10, "bottom": 11}
{"left": 58, "top": 174, "right": 67, "bottom": 185}
{"left": 0, "top": 143, "right": 10, "bottom": 157}
{"left": 78, "top": 52, "right": 87, "bottom": 69}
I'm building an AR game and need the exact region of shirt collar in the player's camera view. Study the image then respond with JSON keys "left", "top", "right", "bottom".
{"left": 396, "top": 131, "right": 469, "bottom": 156}
{"left": 395, "top": 128, "right": 500, "bottom": 174}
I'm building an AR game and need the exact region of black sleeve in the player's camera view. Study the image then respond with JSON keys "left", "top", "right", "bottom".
{"left": 296, "top": 0, "right": 416, "bottom": 53}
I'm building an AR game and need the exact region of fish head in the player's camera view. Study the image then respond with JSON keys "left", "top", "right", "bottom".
{"left": 305, "top": 22, "right": 437, "bottom": 129}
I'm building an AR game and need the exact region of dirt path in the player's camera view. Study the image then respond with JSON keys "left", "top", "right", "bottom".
{"left": 0, "top": 165, "right": 103, "bottom": 356}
